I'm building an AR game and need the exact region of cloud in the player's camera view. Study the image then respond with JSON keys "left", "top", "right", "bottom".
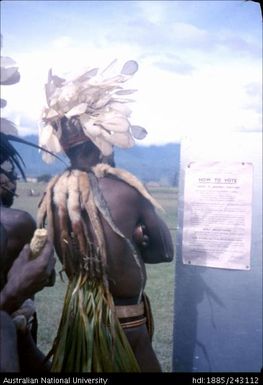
{"left": 244, "top": 81, "right": 262, "bottom": 96}
{"left": 134, "top": 0, "right": 168, "bottom": 25}
{"left": 1, "top": 0, "right": 261, "bottom": 143}
{"left": 139, "top": 52, "right": 195, "bottom": 75}
{"left": 2, "top": 34, "right": 261, "bottom": 142}
{"left": 153, "top": 57, "right": 195, "bottom": 75}
{"left": 171, "top": 22, "right": 210, "bottom": 45}
{"left": 242, "top": 81, "right": 263, "bottom": 115}
{"left": 216, "top": 32, "right": 262, "bottom": 57}
{"left": 103, "top": 9, "right": 261, "bottom": 68}
{"left": 51, "top": 36, "right": 74, "bottom": 49}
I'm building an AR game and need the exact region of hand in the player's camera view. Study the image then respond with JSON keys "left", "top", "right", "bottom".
{"left": 0, "top": 241, "right": 56, "bottom": 314}
{"left": 133, "top": 224, "right": 149, "bottom": 248}
{"left": 8, "top": 240, "right": 56, "bottom": 297}
{"left": 12, "top": 299, "right": 36, "bottom": 333}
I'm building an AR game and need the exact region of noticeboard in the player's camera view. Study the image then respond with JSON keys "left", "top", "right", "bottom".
{"left": 182, "top": 161, "right": 253, "bottom": 270}
{"left": 172, "top": 133, "right": 262, "bottom": 372}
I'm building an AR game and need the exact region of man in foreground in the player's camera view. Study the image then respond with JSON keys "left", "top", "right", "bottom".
{"left": 0, "top": 38, "right": 56, "bottom": 372}
{"left": 0, "top": 226, "right": 55, "bottom": 372}
{"left": 38, "top": 60, "right": 174, "bottom": 372}
{"left": 0, "top": 135, "right": 56, "bottom": 372}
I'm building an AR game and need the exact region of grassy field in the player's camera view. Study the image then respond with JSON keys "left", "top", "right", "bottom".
{"left": 13, "top": 181, "right": 177, "bottom": 372}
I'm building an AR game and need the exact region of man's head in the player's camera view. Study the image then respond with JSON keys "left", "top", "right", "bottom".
{"left": 0, "top": 168, "right": 17, "bottom": 207}
{"left": 59, "top": 117, "right": 116, "bottom": 169}
{"left": 58, "top": 116, "right": 89, "bottom": 152}
{"left": 65, "top": 140, "right": 101, "bottom": 170}
{"left": 0, "top": 133, "right": 22, "bottom": 207}
{"left": 52, "top": 116, "right": 100, "bottom": 169}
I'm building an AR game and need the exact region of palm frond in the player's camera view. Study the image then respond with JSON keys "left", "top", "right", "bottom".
{"left": 50, "top": 276, "right": 140, "bottom": 372}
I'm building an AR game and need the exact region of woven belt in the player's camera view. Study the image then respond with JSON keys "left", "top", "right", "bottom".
{"left": 115, "top": 302, "right": 144, "bottom": 319}
{"left": 120, "top": 317, "right": 147, "bottom": 329}
{"left": 115, "top": 302, "right": 146, "bottom": 329}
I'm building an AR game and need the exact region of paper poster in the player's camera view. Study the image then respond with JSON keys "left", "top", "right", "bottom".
{"left": 182, "top": 162, "right": 253, "bottom": 270}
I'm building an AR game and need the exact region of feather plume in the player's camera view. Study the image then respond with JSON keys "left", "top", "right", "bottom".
{"left": 130, "top": 125, "right": 148, "bottom": 140}
{"left": 40, "top": 60, "right": 147, "bottom": 162}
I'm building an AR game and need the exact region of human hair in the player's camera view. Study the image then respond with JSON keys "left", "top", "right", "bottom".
{"left": 63, "top": 140, "right": 101, "bottom": 172}
{"left": 0, "top": 132, "right": 25, "bottom": 180}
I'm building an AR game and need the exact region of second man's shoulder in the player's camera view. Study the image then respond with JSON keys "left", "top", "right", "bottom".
{"left": 1, "top": 207, "right": 36, "bottom": 227}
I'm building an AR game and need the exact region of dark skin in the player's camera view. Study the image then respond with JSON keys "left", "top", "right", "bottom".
{"left": 53, "top": 140, "right": 174, "bottom": 372}
{"left": 0, "top": 206, "right": 36, "bottom": 283}
{"left": 97, "top": 176, "right": 173, "bottom": 371}
{"left": 0, "top": 310, "right": 20, "bottom": 372}
{"left": 0, "top": 240, "right": 56, "bottom": 373}
{"left": 0, "top": 224, "right": 19, "bottom": 372}
{"left": 0, "top": 242, "right": 55, "bottom": 314}
{"left": 0, "top": 175, "right": 36, "bottom": 282}
{"left": 0, "top": 180, "right": 56, "bottom": 372}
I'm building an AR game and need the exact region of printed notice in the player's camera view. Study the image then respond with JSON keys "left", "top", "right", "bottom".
{"left": 182, "top": 162, "right": 253, "bottom": 270}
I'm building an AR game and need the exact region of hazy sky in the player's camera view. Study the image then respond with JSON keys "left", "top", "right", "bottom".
{"left": 1, "top": 0, "right": 262, "bottom": 145}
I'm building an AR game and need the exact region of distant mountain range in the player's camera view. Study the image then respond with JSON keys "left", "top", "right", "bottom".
{"left": 14, "top": 135, "right": 180, "bottom": 186}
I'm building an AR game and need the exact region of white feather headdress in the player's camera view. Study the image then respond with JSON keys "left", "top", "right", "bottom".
{"left": 39, "top": 60, "right": 147, "bottom": 163}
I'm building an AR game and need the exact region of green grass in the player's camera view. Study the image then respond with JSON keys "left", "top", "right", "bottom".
{"left": 13, "top": 182, "right": 177, "bottom": 372}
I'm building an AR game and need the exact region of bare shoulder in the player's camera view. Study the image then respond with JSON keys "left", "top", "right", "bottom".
{"left": 1, "top": 207, "right": 35, "bottom": 229}
{"left": 0, "top": 207, "right": 36, "bottom": 267}
{"left": 0, "top": 207, "right": 36, "bottom": 245}
{"left": 98, "top": 175, "right": 144, "bottom": 206}
{"left": 97, "top": 175, "right": 147, "bottom": 234}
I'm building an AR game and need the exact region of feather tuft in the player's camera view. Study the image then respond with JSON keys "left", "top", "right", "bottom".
{"left": 40, "top": 59, "right": 147, "bottom": 161}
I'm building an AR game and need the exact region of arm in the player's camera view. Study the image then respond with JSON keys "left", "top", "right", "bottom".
{"left": 0, "top": 208, "right": 36, "bottom": 276}
{"left": 0, "top": 223, "right": 8, "bottom": 289}
{"left": 4, "top": 208, "right": 36, "bottom": 251}
{"left": 135, "top": 199, "right": 174, "bottom": 264}
{"left": 0, "top": 241, "right": 56, "bottom": 314}
{"left": 16, "top": 327, "right": 51, "bottom": 372}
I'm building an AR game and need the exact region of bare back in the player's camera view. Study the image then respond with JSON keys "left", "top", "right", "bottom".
{"left": 53, "top": 173, "right": 173, "bottom": 303}
{"left": 49, "top": 169, "right": 173, "bottom": 372}
{"left": 98, "top": 176, "right": 147, "bottom": 302}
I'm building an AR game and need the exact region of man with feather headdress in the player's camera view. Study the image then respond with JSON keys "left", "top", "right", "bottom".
{"left": 38, "top": 59, "right": 174, "bottom": 372}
